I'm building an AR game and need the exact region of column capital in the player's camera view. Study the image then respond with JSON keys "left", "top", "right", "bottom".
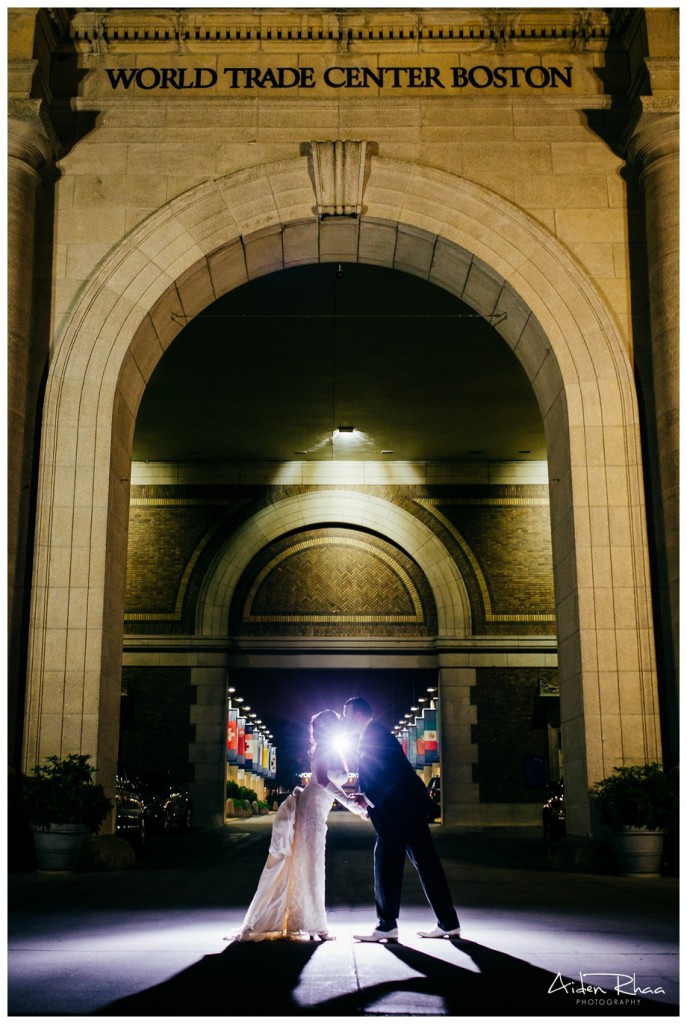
{"left": 624, "top": 101, "right": 679, "bottom": 170}
{"left": 8, "top": 104, "right": 54, "bottom": 172}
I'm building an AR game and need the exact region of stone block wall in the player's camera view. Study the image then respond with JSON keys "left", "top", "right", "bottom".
{"left": 41, "top": 7, "right": 638, "bottom": 355}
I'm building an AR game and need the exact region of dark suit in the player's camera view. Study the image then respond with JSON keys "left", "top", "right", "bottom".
{"left": 357, "top": 718, "right": 459, "bottom": 932}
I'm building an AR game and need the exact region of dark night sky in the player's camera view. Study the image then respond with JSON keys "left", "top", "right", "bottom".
{"left": 229, "top": 668, "right": 437, "bottom": 785}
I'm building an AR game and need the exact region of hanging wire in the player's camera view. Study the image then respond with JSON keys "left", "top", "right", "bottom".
{"left": 171, "top": 311, "right": 508, "bottom": 324}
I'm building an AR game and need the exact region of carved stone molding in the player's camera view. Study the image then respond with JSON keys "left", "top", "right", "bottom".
{"left": 625, "top": 110, "right": 679, "bottom": 171}
{"left": 308, "top": 140, "right": 367, "bottom": 217}
{"left": 61, "top": 7, "right": 617, "bottom": 52}
{"left": 8, "top": 114, "right": 53, "bottom": 179}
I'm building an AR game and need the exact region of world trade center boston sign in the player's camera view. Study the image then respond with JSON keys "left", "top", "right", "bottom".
{"left": 105, "top": 62, "right": 574, "bottom": 92}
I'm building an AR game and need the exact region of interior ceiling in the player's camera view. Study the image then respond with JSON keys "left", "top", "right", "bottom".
{"left": 133, "top": 262, "right": 546, "bottom": 463}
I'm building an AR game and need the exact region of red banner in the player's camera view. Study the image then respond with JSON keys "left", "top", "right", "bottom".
{"left": 237, "top": 717, "right": 246, "bottom": 766}
{"left": 227, "top": 707, "right": 238, "bottom": 763}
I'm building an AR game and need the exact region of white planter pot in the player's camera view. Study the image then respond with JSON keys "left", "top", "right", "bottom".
{"left": 31, "top": 824, "right": 90, "bottom": 871}
{"left": 611, "top": 827, "right": 665, "bottom": 875}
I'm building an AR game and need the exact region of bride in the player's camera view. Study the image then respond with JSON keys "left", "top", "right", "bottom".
{"left": 231, "top": 708, "right": 367, "bottom": 942}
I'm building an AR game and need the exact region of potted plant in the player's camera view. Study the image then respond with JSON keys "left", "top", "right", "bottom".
{"left": 592, "top": 762, "right": 678, "bottom": 875}
{"left": 21, "top": 754, "right": 113, "bottom": 871}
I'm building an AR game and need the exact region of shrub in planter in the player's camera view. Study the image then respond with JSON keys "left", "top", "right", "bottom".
{"left": 21, "top": 753, "right": 112, "bottom": 832}
{"left": 21, "top": 754, "right": 113, "bottom": 871}
{"left": 593, "top": 762, "right": 678, "bottom": 875}
{"left": 593, "top": 762, "right": 677, "bottom": 832}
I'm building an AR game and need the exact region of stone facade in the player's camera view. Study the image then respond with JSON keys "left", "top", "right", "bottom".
{"left": 8, "top": 8, "right": 678, "bottom": 833}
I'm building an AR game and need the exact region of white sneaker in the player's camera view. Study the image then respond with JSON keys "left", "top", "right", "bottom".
{"left": 417, "top": 925, "right": 461, "bottom": 938}
{"left": 353, "top": 927, "right": 399, "bottom": 942}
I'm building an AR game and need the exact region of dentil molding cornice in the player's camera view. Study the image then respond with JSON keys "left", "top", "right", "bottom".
{"left": 55, "top": 7, "right": 619, "bottom": 53}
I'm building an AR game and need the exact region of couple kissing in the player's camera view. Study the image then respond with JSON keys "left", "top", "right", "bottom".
{"left": 228, "top": 697, "right": 460, "bottom": 944}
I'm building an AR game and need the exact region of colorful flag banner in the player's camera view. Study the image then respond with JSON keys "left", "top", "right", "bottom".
{"left": 423, "top": 707, "right": 439, "bottom": 763}
{"left": 415, "top": 714, "right": 426, "bottom": 766}
{"left": 227, "top": 706, "right": 238, "bottom": 763}
{"left": 244, "top": 723, "right": 254, "bottom": 771}
{"left": 237, "top": 716, "right": 246, "bottom": 767}
{"left": 254, "top": 730, "right": 262, "bottom": 776}
{"left": 407, "top": 724, "right": 417, "bottom": 768}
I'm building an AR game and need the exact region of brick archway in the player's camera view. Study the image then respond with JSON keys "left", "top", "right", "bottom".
{"left": 25, "top": 156, "right": 659, "bottom": 835}
{"left": 196, "top": 491, "right": 471, "bottom": 639}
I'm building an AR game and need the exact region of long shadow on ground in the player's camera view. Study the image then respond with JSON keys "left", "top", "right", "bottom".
{"left": 99, "top": 937, "right": 678, "bottom": 1017}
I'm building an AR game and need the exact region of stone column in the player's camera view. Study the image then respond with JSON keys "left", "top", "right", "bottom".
{"left": 437, "top": 661, "right": 479, "bottom": 825}
{"left": 7, "top": 115, "right": 53, "bottom": 766}
{"left": 627, "top": 111, "right": 679, "bottom": 761}
{"left": 190, "top": 665, "right": 228, "bottom": 826}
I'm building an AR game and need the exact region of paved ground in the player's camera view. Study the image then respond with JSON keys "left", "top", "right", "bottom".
{"left": 8, "top": 816, "right": 679, "bottom": 1018}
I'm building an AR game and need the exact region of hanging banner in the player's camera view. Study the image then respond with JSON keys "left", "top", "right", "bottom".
{"left": 237, "top": 716, "right": 246, "bottom": 767}
{"left": 269, "top": 745, "right": 277, "bottom": 779}
{"left": 407, "top": 724, "right": 417, "bottom": 768}
{"left": 253, "top": 730, "right": 262, "bottom": 776}
{"left": 401, "top": 728, "right": 409, "bottom": 759}
{"left": 244, "top": 723, "right": 254, "bottom": 771}
{"left": 227, "top": 706, "right": 238, "bottom": 763}
{"left": 415, "top": 714, "right": 426, "bottom": 766}
{"left": 424, "top": 707, "right": 439, "bottom": 764}
{"left": 257, "top": 731, "right": 265, "bottom": 776}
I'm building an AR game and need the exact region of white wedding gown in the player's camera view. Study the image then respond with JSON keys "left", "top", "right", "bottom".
{"left": 234, "top": 770, "right": 347, "bottom": 941}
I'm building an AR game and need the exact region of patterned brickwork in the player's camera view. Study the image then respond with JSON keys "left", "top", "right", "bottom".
{"left": 125, "top": 487, "right": 260, "bottom": 633}
{"left": 439, "top": 502, "right": 554, "bottom": 617}
{"left": 124, "top": 482, "right": 554, "bottom": 638}
{"left": 230, "top": 526, "right": 437, "bottom": 637}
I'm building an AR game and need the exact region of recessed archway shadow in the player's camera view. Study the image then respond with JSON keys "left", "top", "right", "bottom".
{"left": 97, "top": 937, "right": 677, "bottom": 1017}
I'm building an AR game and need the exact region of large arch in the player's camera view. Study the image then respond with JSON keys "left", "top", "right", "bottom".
{"left": 196, "top": 490, "right": 472, "bottom": 639}
{"left": 24, "top": 155, "right": 660, "bottom": 835}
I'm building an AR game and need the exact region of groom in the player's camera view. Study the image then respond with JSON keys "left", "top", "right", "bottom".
{"left": 342, "top": 697, "right": 461, "bottom": 942}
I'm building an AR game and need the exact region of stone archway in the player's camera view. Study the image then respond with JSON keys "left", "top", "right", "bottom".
{"left": 24, "top": 154, "right": 660, "bottom": 835}
{"left": 187, "top": 492, "right": 471, "bottom": 824}
{"left": 196, "top": 491, "right": 472, "bottom": 640}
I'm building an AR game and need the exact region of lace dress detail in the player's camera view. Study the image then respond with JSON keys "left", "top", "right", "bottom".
{"left": 234, "top": 770, "right": 346, "bottom": 942}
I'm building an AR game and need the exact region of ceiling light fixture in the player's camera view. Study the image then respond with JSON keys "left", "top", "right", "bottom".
{"left": 333, "top": 425, "right": 357, "bottom": 444}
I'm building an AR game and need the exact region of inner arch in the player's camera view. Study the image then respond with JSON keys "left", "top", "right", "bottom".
{"left": 133, "top": 262, "right": 545, "bottom": 464}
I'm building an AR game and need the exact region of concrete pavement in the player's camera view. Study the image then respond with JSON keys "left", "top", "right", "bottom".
{"left": 8, "top": 816, "right": 679, "bottom": 1017}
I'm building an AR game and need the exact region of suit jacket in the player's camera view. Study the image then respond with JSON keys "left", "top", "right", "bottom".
{"left": 357, "top": 719, "right": 432, "bottom": 831}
